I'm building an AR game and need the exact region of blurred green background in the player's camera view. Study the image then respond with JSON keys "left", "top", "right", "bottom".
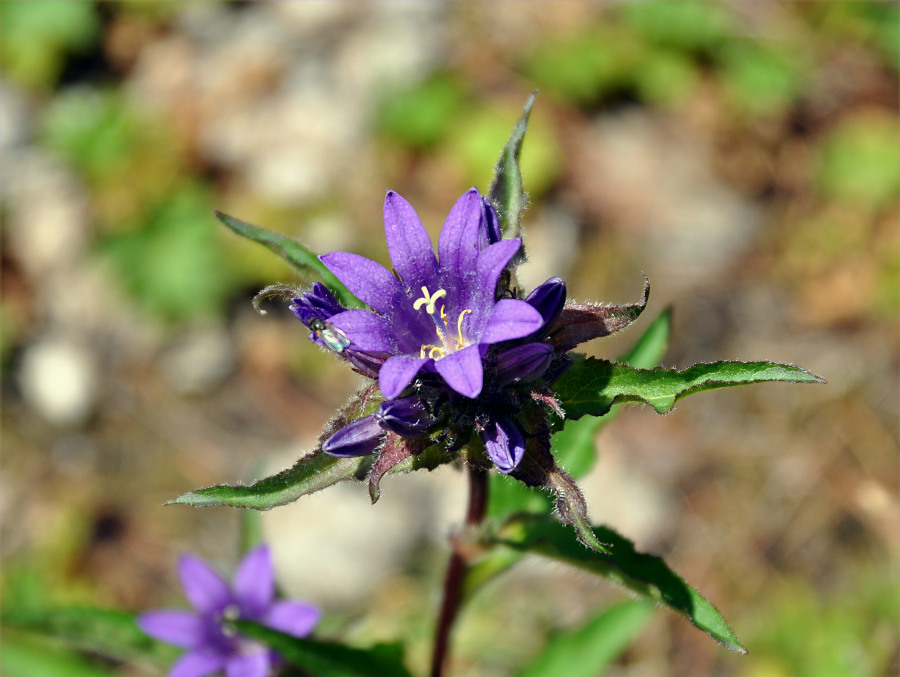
{"left": 1, "top": 2, "right": 897, "bottom": 676}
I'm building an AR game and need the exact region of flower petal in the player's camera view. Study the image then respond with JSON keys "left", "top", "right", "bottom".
{"left": 136, "top": 610, "right": 205, "bottom": 648}
{"left": 384, "top": 191, "right": 438, "bottom": 285}
{"left": 319, "top": 252, "right": 400, "bottom": 314}
{"left": 225, "top": 652, "right": 271, "bottom": 677}
{"left": 322, "top": 414, "right": 384, "bottom": 457}
{"left": 437, "top": 188, "right": 482, "bottom": 277}
{"left": 178, "top": 555, "right": 233, "bottom": 615}
{"left": 233, "top": 545, "right": 274, "bottom": 619}
{"left": 169, "top": 650, "right": 226, "bottom": 677}
{"left": 481, "top": 414, "right": 525, "bottom": 474}
{"left": 379, "top": 355, "right": 430, "bottom": 399}
{"left": 433, "top": 344, "right": 483, "bottom": 398}
{"left": 470, "top": 238, "right": 521, "bottom": 308}
{"left": 264, "top": 600, "right": 321, "bottom": 637}
{"left": 325, "top": 310, "right": 395, "bottom": 352}
{"left": 479, "top": 299, "right": 544, "bottom": 344}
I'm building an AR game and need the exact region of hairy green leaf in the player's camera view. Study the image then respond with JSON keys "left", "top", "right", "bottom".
{"left": 556, "top": 357, "right": 824, "bottom": 420}
{"left": 516, "top": 600, "right": 654, "bottom": 677}
{"left": 235, "top": 621, "right": 412, "bottom": 677}
{"left": 171, "top": 448, "right": 375, "bottom": 510}
{"left": 214, "top": 210, "right": 362, "bottom": 309}
{"left": 0, "top": 607, "right": 176, "bottom": 666}
{"left": 493, "top": 514, "right": 746, "bottom": 653}
{"left": 551, "top": 308, "right": 672, "bottom": 478}
{"left": 488, "top": 92, "right": 536, "bottom": 243}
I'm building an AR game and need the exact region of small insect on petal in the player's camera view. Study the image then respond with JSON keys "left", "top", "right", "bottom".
{"left": 309, "top": 318, "right": 351, "bottom": 354}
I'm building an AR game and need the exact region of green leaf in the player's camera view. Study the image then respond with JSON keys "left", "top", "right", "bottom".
{"left": 214, "top": 211, "right": 363, "bottom": 309}
{"left": 477, "top": 311, "right": 673, "bottom": 592}
{"left": 487, "top": 473, "right": 554, "bottom": 519}
{"left": 492, "top": 514, "right": 746, "bottom": 653}
{"left": 619, "top": 306, "right": 672, "bottom": 369}
{"left": 234, "top": 621, "right": 412, "bottom": 677}
{"left": 101, "top": 185, "right": 229, "bottom": 322}
{"left": 488, "top": 92, "right": 536, "bottom": 242}
{"left": 551, "top": 308, "right": 672, "bottom": 478}
{"left": 171, "top": 447, "right": 375, "bottom": 510}
{"left": 1, "top": 607, "right": 177, "bottom": 666}
{"left": 516, "top": 600, "right": 654, "bottom": 677}
{"left": 556, "top": 357, "right": 824, "bottom": 420}
{"left": 1, "top": 633, "right": 115, "bottom": 677}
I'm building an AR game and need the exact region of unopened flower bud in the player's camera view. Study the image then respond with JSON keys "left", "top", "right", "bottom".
{"left": 322, "top": 414, "right": 384, "bottom": 457}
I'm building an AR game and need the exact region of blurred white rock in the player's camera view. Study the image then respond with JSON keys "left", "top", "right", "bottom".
{"left": 262, "top": 443, "right": 466, "bottom": 605}
{"left": 19, "top": 339, "right": 98, "bottom": 427}
{"left": 159, "top": 325, "right": 235, "bottom": 395}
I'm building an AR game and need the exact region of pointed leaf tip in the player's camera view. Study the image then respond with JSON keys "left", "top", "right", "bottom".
{"left": 493, "top": 514, "right": 747, "bottom": 653}
{"left": 556, "top": 358, "right": 824, "bottom": 420}
{"left": 212, "top": 209, "right": 362, "bottom": 309}
{"left": 489, "top": 92, "right": 538, "bottom": 245}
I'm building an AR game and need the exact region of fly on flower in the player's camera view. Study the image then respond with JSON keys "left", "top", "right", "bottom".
{"left": 309, "top": 317, "right": 351, "bottom": 354}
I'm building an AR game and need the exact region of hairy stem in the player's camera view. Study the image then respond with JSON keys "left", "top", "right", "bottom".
{"left": 430, "top": 464, "right": 489, "bottom": 677}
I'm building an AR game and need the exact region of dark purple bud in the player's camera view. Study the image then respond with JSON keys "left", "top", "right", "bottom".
{"left": 494, "top": 343, "right": 554, "bottom": 386}
{"left": 376, "top": 395, "right": 437, "bottom": 438}
{"left": 481, "top": 414, "right": 526, "bottom": 474}
{"left": 525, "top": 277, "right": 566, "bottom": 337}
{"left": 290, "top": 282, "right": 344, "bottom": 326}
{"left": 479, "top": 197, "right": 502, "bottom": 249}
{"left": 322, "top": 414, "right": 384, "bottom": 457}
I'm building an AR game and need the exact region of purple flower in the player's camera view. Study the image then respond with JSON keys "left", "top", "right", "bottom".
{"left": 287, "top": 189, "right": 580, "bottom": 474}
{"left": 138, "top": 546, "right": 319, "bottom": 677}
{"left": 318, "top": 188, "right": 543, "bottom": 400}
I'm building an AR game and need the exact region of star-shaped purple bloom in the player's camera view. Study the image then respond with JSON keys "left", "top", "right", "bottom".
{"left": 318, "top": 188, "right": 544, "bottom": 400}
{"left": 289, "top": 189, "right": 574, "bottom": 474}
{"left": 138, "top": 546, "right": 319, "bottom": 677}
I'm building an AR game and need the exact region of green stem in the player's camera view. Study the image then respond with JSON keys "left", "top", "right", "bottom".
{"left": 430, "top": 464, "right": 489, "bottom": 677}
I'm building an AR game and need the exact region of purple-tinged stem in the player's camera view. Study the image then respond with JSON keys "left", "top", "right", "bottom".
{"left": 430, "top": 464, "right": 488, "bottom": 677}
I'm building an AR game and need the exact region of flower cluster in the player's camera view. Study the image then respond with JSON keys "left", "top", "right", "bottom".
{"left": 290, "top": 189, "right": 574, "bottom": 473}
{"left": 138, "top": 546, "right": 319, "bottom": 677}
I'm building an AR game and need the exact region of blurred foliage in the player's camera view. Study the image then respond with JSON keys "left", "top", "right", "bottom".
{"left": 99, "top": 185, "right": 229, "bottom": 323}
{"left": 40, "top": 88, "right": 184, "bottom": 228}
{"left": 717, "top": 42, "right": 805, "bottom": 117}
{"left": 815, "top": 111, "right": 900, "bottom": 209}
{"left": 741, "top": 570, "right": 899, "bottom": 677}
{"left": 377, "top": 73, "right": 470, "bottom": 150}
{"left": 1, "top": 632, "right": 116, "bottom": 677}
{"left": 811, "top": 1, "right": 900, "bottom": 66}
{"left": 0, "top": 1, "right": 100, "bottom": 91}
{"left": 621, "top": 0, "right": 735, "bottom": 53}
{"left": 447, "top": 104, "right": 561, "bottom": 197}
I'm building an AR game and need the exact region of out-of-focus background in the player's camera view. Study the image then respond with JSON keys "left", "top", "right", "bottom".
{"left": 1, "top": 2, "right": 897, "bottom": 676}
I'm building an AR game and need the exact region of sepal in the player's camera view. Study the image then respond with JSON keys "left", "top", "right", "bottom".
{"left": 508, "top": 416, "right": 609, "bottom": 554}
{"left": 548, "top": 276, "right": 650, "bottom": 352}
{"left": 368, "top": 433, "right": 430, "bottom": 503}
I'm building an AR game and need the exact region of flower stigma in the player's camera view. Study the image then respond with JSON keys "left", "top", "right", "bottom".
{"left": 414, "top": 286, "right": 473, "bottom": 360}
